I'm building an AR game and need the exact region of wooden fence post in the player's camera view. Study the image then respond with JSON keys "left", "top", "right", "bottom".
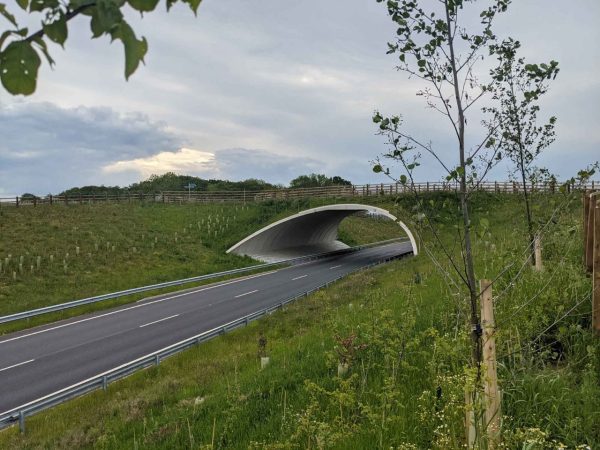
{"left": 465, "top": 387, "right": 476, "bottom": 449}
{"left": 584, "top": 192, "right": 590, "bottom": 268}
{"left": 587, "top": 194, "right": 597, "bottom": 273}
{"left": 15, "top": 196, "right": 19, "bottom": 207}
{"left": 534, "top": 235, "right": 543, "bottom": 271}
{"left": 593, "top": 201, "right": 600, "bottom": 335}
{"left": 480, "top": 279, "right": 500, "bottom": 446}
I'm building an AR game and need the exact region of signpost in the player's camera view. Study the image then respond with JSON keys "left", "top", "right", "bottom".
{"left": 183, "top": 182, "right": 197, "bottom": 200}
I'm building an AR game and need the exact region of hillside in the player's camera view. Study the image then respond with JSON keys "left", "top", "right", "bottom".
{"left": 0, "top": 197, "right": 403, "bottom": 332}
{"left": 0, "top": 192, "right": 597, "bottom": 449}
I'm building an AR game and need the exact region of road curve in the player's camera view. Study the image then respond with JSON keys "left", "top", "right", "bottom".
{"left": 0, "top": 242, "right": 412, "bottom": 414}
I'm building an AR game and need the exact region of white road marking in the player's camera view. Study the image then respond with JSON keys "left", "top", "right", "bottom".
{"left": 234, "top": 290, "right": 259, "bottom": 298}
{"left": 292, "top": 275, "right": 308, "bottom": 280}
{"left": 0, "top": 316, "right": 249, "bottom": 417}
{"left": 0, "top": 270, "right": 278, "bottom": 345}
{"left": 139, "top": 314, "right": 179, "bottom": 328}
{"left": 136, "top": 270, "right": 277, "bottom": 302}
{"left": 329, "top": 265, "right": 342, "bottom": 269}
{"left": 0, "top": 359, "right": 35, "bottom": 373}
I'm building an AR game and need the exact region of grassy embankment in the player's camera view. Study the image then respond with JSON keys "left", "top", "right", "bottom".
{"left": 1, "top": 192, "right": 598, "bottom": 449}
{"left": 0, "top": 197, "right": 401, "bottom": 334}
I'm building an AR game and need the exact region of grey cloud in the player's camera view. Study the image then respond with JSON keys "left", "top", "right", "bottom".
{"left": 0, "top": 102, "right": 183, "bottom": 195}
{"left": 1, "top": 0, "right": 599, "bottom": 195}
{"left": 211, "top": 148, "right": 321, "bottom": 185}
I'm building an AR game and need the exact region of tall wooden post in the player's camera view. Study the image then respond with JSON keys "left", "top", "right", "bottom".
{"left": 480, "top": 279, "right": 500, "bottom": 446}
{"left": 593, "top": 202, "right": 600, "bottom": 335}
{"left": 587, "top": 194, "right": 598, "bottom": 273}
{"left": 584, "top": 192, "right": 590, "bottom": 268}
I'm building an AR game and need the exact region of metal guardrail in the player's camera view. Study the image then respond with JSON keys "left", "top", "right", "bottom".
{"left": 0, "top": 250, "right": 411, "bottom": 432}
{"left": 0, "top": 238, "right": 408, "bottom": 325}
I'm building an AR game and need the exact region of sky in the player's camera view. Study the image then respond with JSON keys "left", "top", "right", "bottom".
{"left": 1, "top": 0, "right": 599, "bottom": 196}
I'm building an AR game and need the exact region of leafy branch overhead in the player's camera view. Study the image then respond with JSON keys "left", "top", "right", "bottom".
{"left": 0, "top": 0, "right": 202, "bottom": 95}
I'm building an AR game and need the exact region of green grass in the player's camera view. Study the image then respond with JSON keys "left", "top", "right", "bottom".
{"left": 0, "top": 198, "right": 407, "bottom": 334}
{"left": 0, "top": 192, "right": 598, "bottom": 449}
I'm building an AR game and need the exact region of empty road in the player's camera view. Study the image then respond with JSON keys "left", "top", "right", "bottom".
{"left": 0, "top": 241, "right": 412, "bottom": 414}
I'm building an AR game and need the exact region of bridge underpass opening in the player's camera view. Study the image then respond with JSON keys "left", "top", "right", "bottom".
{"left": 226, "top": 204, "right": 418, "bottom": 262}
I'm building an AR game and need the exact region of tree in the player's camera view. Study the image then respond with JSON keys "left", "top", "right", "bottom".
{"left": 289, "top": 174, "right": 352, "bottom": 189}
{"left": 0, "top": 0, "right": 201, "bottom": 96}
{"left": 486, "top": 38, "right": 559, "bottom": 265}
{"left": 372, "top": 0, "right": 518, "bottom": 390}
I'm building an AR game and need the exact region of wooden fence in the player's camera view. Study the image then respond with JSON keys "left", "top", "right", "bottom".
{"left": 1, "top": 180, "right": 598, "bottom": 207}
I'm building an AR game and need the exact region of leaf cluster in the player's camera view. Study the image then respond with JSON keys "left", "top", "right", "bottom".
{"left": 0, "top": 0, "right": 201, "bottom": 95}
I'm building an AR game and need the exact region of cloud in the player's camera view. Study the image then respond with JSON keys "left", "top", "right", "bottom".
{"left": 0, "top": 102, "right": 182, "bottom": 194}
{"left": 1, "top": 0, "right": 599, "bottom": 195}
{"left": 211, "top": 148, "right": 322, "bottom": 184}
{"left": 104, "top": 148, "right": 215, "bottom": 178}
{"left": 103, "top": 147, "right": 323, "bottom": 186}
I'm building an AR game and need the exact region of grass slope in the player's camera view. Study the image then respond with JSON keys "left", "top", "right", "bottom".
{"left": 1, "top": 193, "right": 598, "bottom": 449}
{"left": 0, "top": 198, "right": 404, "bottom": 333}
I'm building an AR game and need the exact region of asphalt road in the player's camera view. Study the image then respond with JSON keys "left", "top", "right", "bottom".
{"left": 0, "top": 241, "right": 412, "bottom": 414}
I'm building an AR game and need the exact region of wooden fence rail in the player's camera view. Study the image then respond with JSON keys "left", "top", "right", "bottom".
{"left": 1, "top": 180, "right": 597, "bottom": 208}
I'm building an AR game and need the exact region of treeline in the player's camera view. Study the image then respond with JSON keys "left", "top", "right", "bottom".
{"left": 56, "top": 172, "right": 351, "bottom": 196}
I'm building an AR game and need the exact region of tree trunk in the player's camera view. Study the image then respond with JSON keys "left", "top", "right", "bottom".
{"left": 445, "top": 2, "right": 482, "bottom": 369}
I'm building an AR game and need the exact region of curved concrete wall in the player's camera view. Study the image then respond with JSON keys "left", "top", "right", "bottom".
{"left": 227, "top": 203, "right": 418, "bottom": 262}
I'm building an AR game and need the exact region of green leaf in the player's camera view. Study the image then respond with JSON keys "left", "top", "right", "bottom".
{"left": 111, "top": 21, "right": 147, "bottom": 79}
{"left": 32, "top": 35, "right": 55, "bottom": 66}
{"left": 43, "top": 14, "right": 68, "bottom": 46}
{"left": 29, "top": 0, "right": 58, "bottom": 12}
{"left": 0, "top": 3, "right": 17, "bottom": 27}
{"left": 0, "top": 40, "right": 41, "bottom": 95}
{"left": 127, "top": 0, "right": 159, "bottom": 13}
{"left": 15, "top": 0, "right": 28, "bottom": 10}
{"left": 181, "top": 0, "right": 202, "bottom": 13}
{"left": 91, "top": 0, "right": 124, "bottom": 37}
{"left": 0, "top": 30, "right": 12, "bottom": 49}
{"left": 479, "top": 217, "right": 489, "bottom": 229}
{"left": 372, "top": 164, "right": 383, "bottom": 173}
{"left": 399, "top": 174, "right": 407, "bottom": 184}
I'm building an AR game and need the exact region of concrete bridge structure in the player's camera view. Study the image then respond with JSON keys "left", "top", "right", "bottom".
{"left": 226, "top": 203, "right": 418, "bottom": 262}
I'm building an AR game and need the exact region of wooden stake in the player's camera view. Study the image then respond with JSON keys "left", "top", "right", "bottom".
{"left": 465, "top": 387, "right": 476, "bottom": 448}
{"left": 584, "top": 192, "right": 590, "bottom": 268}
{"left": 534, "top": 235, "right": 543, "bottom": 271}
{"left": 587, "top": 193, "right": 597, "bottom": 273}
{"left": 593, "top": 202, "right": 600, "bottom": 335}
{"left": 480, "top": 279, "right": 500, "bottom": 446}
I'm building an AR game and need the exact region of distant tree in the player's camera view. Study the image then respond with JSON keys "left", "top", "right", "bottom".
{"left": 289, "top": 174, "right": 352, "bottom": 189}
{"left": 0, "top": 0, "right": 202, "bottom": 96}
{"left": 486, "top": 38, "right": 559, "bottom": 265}
{"left": 330, "top": 176, "right": 352, "bottom": 186}
{"left": 60, "top": 185, "right": 123, "bottom": 196}
{"left": 20, "top": 192, "right": 39, "bottom": 199}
